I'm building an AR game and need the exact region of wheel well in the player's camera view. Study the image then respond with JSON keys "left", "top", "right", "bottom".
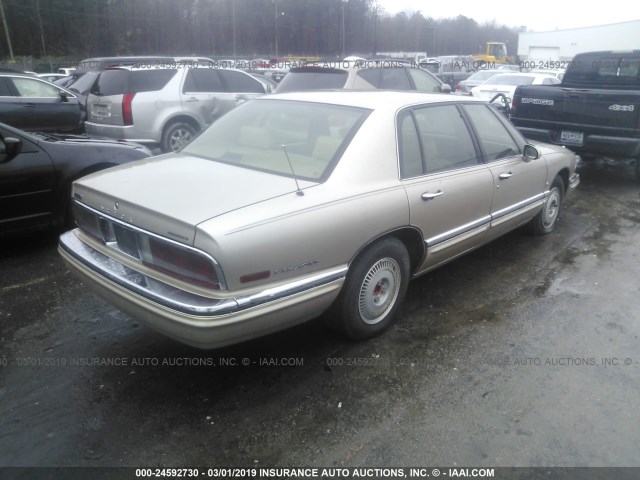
{"left": 354, "top": 228, "right": 425, "bottom": 275}
{"left": 163, "top": 115, "right": 201, "bottom": 136}
{"left": 556, "top": 168, "right": 570, "bottom": 192}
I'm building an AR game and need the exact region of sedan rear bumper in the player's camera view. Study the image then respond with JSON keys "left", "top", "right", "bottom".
{"left": 59, "top": 230, "right": 346, "bottom": 349}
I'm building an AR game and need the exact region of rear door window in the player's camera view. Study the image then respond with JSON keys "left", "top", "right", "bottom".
{"left": 183, "top": 69, "right": 225, "bottom": 93}
{"left": 130, "top": 69, "right": 176, "bottom": 93}
{"left": 218, "top": 70, "right": 264, "bottom": 93}
{"left": 380, "top": 68, "right": 411, "bottom": 89}
{"left": 408, "top": 69, "right": 443, "bottom": 92}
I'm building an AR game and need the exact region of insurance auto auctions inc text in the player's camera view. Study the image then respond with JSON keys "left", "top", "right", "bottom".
{"left": 238, "top": 467, "right": 495, "bottom": 478}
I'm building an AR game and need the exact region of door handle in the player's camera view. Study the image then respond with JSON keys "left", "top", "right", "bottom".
{"left": 421, "top": 190, "right": 444, "bottom": 201}
{"left": 185, "top": 97, "right": 199, "bottom": 102}
{"left": 499, "top": 172, "right": 514, "bottom": 180}
{"left": 22, "top": 103, "right": 36, "bottom": 108}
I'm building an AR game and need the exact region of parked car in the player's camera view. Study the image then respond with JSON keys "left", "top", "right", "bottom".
{"left": 427, "top": 55, "right": 476, "bottom": 88}
{"left": 511, "top": 50, "right": 640, "bottom": 179}
{"left": 58, "top": 67, "right": 76, "bottom": 76}
{"left": 454, "top": 69, "right": 502, "bottom": 95}
{"left": 529, "top": 68, "right": 565, "bottom": 81}
{"left": 0, "top": 123, "right": 151, "bottom": 237}
{"left": 275, "top": 61, "right": 451, "bottom": 93}
{"left": 0, "top": 72, "right": 83, "bottom": 132}
{"left": 470, "top": 72, "right": 561, "bottom": 106}
{"left": 85, "top": 65, "right": 269, "bottom": 152}
{"left": 59, "top": 90, "right": 580, "bottom": 349}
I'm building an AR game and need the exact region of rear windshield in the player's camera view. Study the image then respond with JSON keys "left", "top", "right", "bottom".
{"left": 91, "top": 69, "right": 177, "bottom": 96}
{"left": 66, "top": 71, "right": 99, "bottom": 95}
{"left": 183, "top": 99, "right": 370, "bottom": 182}
{"left": 564, "top": 53, "right": 640, "bottom": 87}
{"left": 275, "top": 68, "right": 349, "bottom": 93}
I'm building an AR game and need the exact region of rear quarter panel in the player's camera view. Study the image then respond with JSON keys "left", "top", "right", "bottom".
{"left": 194, "top": 107, "right": 411, "bottom": 292}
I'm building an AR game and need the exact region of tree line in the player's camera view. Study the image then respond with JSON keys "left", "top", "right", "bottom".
{"left": 0, "top": 0, "right": 519, "bottom": 67}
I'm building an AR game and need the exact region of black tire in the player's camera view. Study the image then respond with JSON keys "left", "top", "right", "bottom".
{"left": 327, "top": 237, "right": 410, "bottom": 340}
{"left": 161, "top": 121, "right": 197, "bottom": 153}
{"left": 529, "top": 176, "right": 564, "bottom": 235}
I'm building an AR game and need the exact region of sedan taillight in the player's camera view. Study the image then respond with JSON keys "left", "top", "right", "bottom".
{"left": 139, "top": 236, "right": 222, "bottom": 290}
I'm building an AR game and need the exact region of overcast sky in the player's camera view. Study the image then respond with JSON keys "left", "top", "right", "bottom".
{"left": 376, "top": 0, "right": 638, "bottom": 32}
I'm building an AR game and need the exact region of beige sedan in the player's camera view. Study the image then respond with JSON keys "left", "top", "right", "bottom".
{"left": 59, "top": 91, "right": 580, "bottom": 349}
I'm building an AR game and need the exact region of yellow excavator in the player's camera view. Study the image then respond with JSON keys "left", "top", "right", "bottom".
{"left": 473, "top": 42, "right": 514, "bottom": 64}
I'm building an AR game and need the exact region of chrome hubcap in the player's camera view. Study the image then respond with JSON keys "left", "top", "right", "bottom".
{"left": 358, "top": 258, "right": 401, "bottom": 324}
{"left": 542, "top": 188, "right": 560, "bottom": 228}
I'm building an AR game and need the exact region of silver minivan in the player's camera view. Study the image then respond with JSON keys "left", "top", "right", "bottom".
{"left": 84, "top": 66, "right": 268, "bottom": 152}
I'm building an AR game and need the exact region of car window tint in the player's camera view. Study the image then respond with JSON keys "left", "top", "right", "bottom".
{"left": 12, "top": 78, "right": 60, "bottom": 97}
{"left": 66, "top": 72, "right": 99, "bottom": 95}
{"left": 398, "top": 110, "right": 424, "bottom": 178}
{"left": 412, "top": 105, "right": 478, "bottom": 173}
{"left": 130, "top": 69, "right": 176, "bottom": 93}
{"left": 0, "top": 77, "right": 15, "bottom": 96}
{"left": 218, "top": 70, "right": 264, "bottom": 93}
{"left": 380, "top": 68, "right": 411, "bottom": 89}
{"left": 92, "top": 69, "right": 129, "bottom": 95}
{"left": 463, "top": 103, "right": 521, "bottom": 161}
{"left": 183, "top": 69, "right": 224, "bottom": 92}
{"left": 183, "top": 100, "right": 370, "bottom": 182}
{"left": 407, "top": 69, "right": 442, "bottom": 92}
{"left": 356, "top": 68, "right": 382, "bottom": 87}
{"left": 275, "top": 68, "right": 349, "bottom": 92}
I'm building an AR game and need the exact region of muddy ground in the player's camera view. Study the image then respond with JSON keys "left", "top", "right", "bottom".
{"left": 1, "top": 158, "right": 639, "bottom": 471}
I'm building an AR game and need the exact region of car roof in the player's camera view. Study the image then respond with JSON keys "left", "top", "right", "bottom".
{"left": 260, "top": 90, "right": 487, "bottom": 110}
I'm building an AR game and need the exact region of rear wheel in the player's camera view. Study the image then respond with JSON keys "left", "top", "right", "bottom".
{"left": 327, "top": 237, "right": 410, "bottom": 340}
{"left": 161, "top": 121, "right": 197, "bottom": 152}
{"left": 529, "top": 176, "right": 564, "bottom": 235}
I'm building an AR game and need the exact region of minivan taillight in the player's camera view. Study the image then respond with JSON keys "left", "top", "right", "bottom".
{"left": 123, "top": 93, "right": 135, "bottom": 126}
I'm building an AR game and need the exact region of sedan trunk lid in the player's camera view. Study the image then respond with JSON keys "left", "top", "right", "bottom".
{"left": 72, "top": 153, "right": 305, "bottom": 245}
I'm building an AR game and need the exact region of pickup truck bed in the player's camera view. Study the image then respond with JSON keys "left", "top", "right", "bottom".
{"left": 510, "top": 51, "right": 640, "bottom": 177}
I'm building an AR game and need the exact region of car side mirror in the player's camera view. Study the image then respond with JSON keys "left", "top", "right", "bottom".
{"left": 59, "top": 90, "right": 70, "bottom": 102}
{"left": 265, "top": 84, "right": 274, "bottom": 94}
{"left": 0, "top": 137, "right": 23, "bottom": 163}
{"left": 440, "top": 83, "right": 452, "bottom": 94}
{"left": 523, "top": 144, "right": 539, "bottom": 161}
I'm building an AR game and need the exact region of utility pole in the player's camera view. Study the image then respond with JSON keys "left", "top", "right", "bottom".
{"left": 0, "top": 0, "right": 14, "bottom": 62}
{"left": 274, "top": 0, "right": 279, "bottom": 57}
{"left": 341, "top": 0, "right": 348, "bottom": 58}
{"left": 36, "top": 0, "right": 46, "bottom": 57}
{"left": 232, "top": 0, "right": 236, "bottom": 57}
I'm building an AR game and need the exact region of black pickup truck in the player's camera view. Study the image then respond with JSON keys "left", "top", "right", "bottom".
{"left": 510, "top": 50, "right": 640, "bottom": 178}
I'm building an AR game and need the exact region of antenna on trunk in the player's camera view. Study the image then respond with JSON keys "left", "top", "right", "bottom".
{"left": 282, "top": 144, "right": 304, "bottom": 196}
